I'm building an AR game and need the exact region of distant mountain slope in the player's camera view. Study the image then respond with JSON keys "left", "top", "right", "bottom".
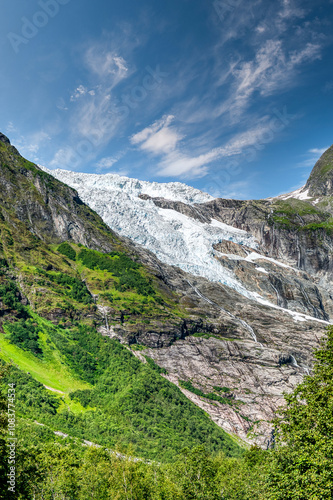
{"left": 305, "top": 144, "right": 333, "bottom": 197}
{"left": 41, "top": 165, "right": 259, "bottom": 297}
{"left": 0, "top": 133, "right": 331, "bottom": 449}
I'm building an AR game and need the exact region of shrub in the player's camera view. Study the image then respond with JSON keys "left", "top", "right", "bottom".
{"left": 5, "top": 319, "right": 43, "bottom": 357}
{"left": 57, "top": 242, "right": 77, "bottom": 261}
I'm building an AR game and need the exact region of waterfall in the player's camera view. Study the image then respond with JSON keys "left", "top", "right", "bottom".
{"left": 270, "top": 283, "right": 281, "bottom": 307}
{"left": 238, "top": 319, "right": 258, "bottom": 344}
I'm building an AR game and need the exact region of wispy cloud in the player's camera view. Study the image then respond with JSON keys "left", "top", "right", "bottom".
{"left": 11, "top": 130, "right": 51, "bottom": 162}
{"left": 131, "top": 116, "right": 279, "bottom": 179}
{"left": 96, "top": 156, "right": 119, "bottom": 169}
{"left": 85, "top": 47, "right": 129, "bottom": 84}
{"left": 70, "top": 85, "right": 95, "bottom": 102}
{"left": 296, "top": 146, "right": 329, "bottom": 168}
{"left": 49, "top": 147, "right": 79, "bottom": 169}
{"left": 95, "top": 151, "right": 127, "bottom": 173}
{"left": 276, "top": 0, "right": 307, "bottom": 31}
{"left": 216, "top": 180, "right": 253, "bottom": 200}
{"left": 131, "top": 115, "right": 182, "bottom": 155}
{"left": 215, "top": 40, "right": 322, "bottom": 121}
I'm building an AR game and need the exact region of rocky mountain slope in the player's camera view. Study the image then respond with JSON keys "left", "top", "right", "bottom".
{"left": 1, "top": 133, "right": 332, "bottom": 449}
{"left": 38, "top": 142, "right": 333, "bottom": 447}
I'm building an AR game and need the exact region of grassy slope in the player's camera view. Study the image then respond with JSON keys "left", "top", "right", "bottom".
{"left": 0, "top": 228, "right": 241, "bottom": 462}
{"left": 268, "top": 198, "right": 333, "bottom": 234}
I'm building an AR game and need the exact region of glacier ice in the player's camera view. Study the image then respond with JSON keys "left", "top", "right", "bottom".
{"left": 42, "top": 168, "right": 258, "bottom": 297}
{"left": 42, "top": 167, "right": 330, "bottom": 324}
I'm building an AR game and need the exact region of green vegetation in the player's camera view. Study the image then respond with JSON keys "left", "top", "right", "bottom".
{"left": 214, "top": 385, "right": 231, "bottom": 393}
{"left": 5, "top": 319, "right": 42, "bottom": 357}
{"left": 2, "top": 136, "right": 333, "bottom": 497}
{"left": 2, "top": 326, "right": 333, "bottom": 498}
{"left": 301, "top": 217, "right": 333, "bottom": 235}
{"left": 267, "top": 326, "right": 333, "bottom": 499}
{"left": 308, "top": 145, "right": 333, "bottom": 180}
{"left": 269, "top": 198, "right": 333, "bottom": 234}
{"left": 78, "top": 248, "right": 156, "bottom": 296}
{"left": 0, "top": 281, "right": 28, "bottom": 319}
{"left": 57, "top": 242, "right": 77, "bottom": 261}
{"left": 271, "top": 199, "right": 319, "bottom": 217}
{"left": 179, "top": 380, "right": 235, "bottom": 406}
{"left": 0, "top": 310, "right": 241, "bottom": 461}
{"left": 0, "top": 365, "right": 8, "bottom": 500}
{"left": 193, "top": 331, "right": 227, "bottom": 341}
{"left": 38, "top": 269, "right": 92, "bottom": 304}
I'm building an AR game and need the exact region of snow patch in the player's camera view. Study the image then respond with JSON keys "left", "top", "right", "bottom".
{"left": 245, "top": 252, "right": 295, "bottom": 270}
{"left": 270, "top": 186, "right": 312, "bottom": 201}
{"left": 256, "top": 267, "right": 269, "bottom": 274}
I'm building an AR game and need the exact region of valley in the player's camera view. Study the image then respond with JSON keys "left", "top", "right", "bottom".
{"left": 0, "top": 133, "right": 332, "bottom": 454}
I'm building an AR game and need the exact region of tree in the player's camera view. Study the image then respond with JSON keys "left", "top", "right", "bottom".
{"left": 268, "top": 326, "right": 333, "bottom": 499}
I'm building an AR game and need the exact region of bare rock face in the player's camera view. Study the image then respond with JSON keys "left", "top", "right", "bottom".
{"left": 138, "top": 273, "right": 325, "bottom": 447}
{"left": 0, "top": 133, "right": 10, "bottom": 145}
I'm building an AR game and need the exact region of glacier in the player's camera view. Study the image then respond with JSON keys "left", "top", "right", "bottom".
{"left": 41, "top": 167, "right": 331, "bottom": 324}
{"left": 42, "top": 168, "right": 259, "bottom": 298}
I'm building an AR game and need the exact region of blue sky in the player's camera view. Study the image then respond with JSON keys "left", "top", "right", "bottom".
{"left": 1, "top": 0, "right": 333, "bottom": 199}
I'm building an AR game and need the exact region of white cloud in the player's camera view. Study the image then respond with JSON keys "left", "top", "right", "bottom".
{"left": 309, "top": 147, "right": 329, "bottom": 155}
{"left": 131, "top": 115, "right": 278, "bottom": 179}
{"left": 85, "top": 46, "right": 129, "bottom": 85}
{"left": 278, "top": 0, "right": 306, "bottom": 21}
{"left": 57, "top": 98, "right": 68, "bottom": 111}
{"left": 157, "top": 151, "right": 215, "bottom": 177}
{"left": 6, "top": 122, "right": 17, "bottom": 133}
{"left": 296, "top": 146, "right": 329, "bottom": 168}
{"left": 131, "top": 115, "right": 182, "bottom": 155}
{"left": 71, "top": 93, "right": 122, "bottom": 146}
{"left": 49, "top": 147, "right": 81, "bottom": 169}
{"left": 95, "top": 156, "right": 119, "bottom": 170}
{"left": 15, "top": 131, "right": 51, "bottom": 159}
{"left": 215, "top": 39, "right": 322, "bottom": 121}
{"left": 70, "top": 85, "right": 96, "bottom": 102}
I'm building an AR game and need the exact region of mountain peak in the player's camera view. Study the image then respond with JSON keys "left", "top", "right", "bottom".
{"left": 305, "top": 144, "right": 333, "bottom": 197}
{"left": 0, "top": 132, "right": 10, "bottom": 145}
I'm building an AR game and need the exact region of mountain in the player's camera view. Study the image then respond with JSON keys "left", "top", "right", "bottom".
{"left": 40, "top": 143, "right": 333, "bottom": 446}
{"left": 0, "top": 132, "right": 242, "bottom": 460}
{"left": 305, "top": 144, "right": 333, "bottom": 198}
{"left": 0, "top": 132, "right": 332, "bottom": 450}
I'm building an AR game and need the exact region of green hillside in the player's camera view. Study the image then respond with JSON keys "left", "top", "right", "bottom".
{"left": 0, "top": 134, "right": 241, "bottom": 462}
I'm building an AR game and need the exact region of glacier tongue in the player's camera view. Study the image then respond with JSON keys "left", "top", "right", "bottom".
{"left": 42, "top": 167, "right": 259, "bottom": 298}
